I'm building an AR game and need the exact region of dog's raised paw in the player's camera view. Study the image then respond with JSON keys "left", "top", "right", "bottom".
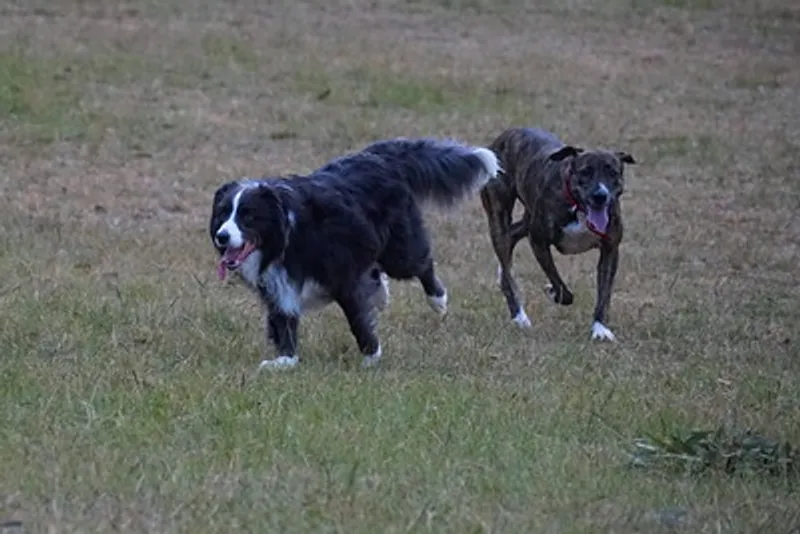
{"left": 512, "top": 309, "right": 532, "bottom": 329}
{"left": 259, "top": 355, "right": 300, "bottom": 370}
{"left": 543, "top": 283, "right": 574, "bottom": 305}
{"left": 590, "top": 322, "right": 616, "bottom": 342}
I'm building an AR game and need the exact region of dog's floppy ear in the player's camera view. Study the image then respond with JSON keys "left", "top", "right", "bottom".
{"left": 548, "top": 146, "right": 583, "bottom": 162}
{"left": 213, "top": 181, "right": 238, "bottom": 206}
{"left": 253, "top": 183, "right": 293, "bottom": 254}
{"left": 254, "top": 183, "right": 292, "bottom": 226}
{"left": 616, "top": 151, "right": 636, "bottom": 165}
{"left": 253, "top": 181, "right": 283, "bottom": 207}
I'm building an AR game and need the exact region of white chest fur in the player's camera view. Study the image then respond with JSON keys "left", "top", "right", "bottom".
{"left": 237, "top": 251, "right": 331, "bottom": 315}
{"left": 238, "top": 250, "right": 263, "bottom": 288}
{"left": 556, "top": 214, "right": 602, "bottom": 255}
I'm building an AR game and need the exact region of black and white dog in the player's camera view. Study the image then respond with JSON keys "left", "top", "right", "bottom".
{"left": 208, "top": 137, "right": 500, "bottom": 370}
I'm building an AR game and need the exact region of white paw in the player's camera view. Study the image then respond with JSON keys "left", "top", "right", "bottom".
{"left": 512, "top": 309, "right": 532, "bottom": 328}
{"left": 590, "top": 321, "right": 616, "bottom": 342}
{"left": 258, "top": 355, "right": 300, "bottom": 370}
{"left": 361, "top": 344, "right": 382, "bottom": 368}
{"left": 427, "top": 291, "right": 448, "bottom": 316}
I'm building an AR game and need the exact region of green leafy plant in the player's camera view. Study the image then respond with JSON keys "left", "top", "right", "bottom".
{"left": 630, "top": 424, "right": 796, "bottom": 479}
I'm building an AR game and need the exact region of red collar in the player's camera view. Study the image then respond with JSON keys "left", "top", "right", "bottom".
{"left": 563, "top": 169, "right": 611, "bottom": 241}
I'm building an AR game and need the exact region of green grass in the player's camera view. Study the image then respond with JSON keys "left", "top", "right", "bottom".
{"left": 293, "top": 65, "right": 525, "bottom": 116}
{"left": 1, "top": 0, "right": 799, "bottom": 532}
{"left": 3, "top": 297, "right": 795, "bottom": 532}
{"left": 0, "top": 51, "right": 89, "bottom": 143}
{"left": 200, "top": 34, "right": 260, "bottom": 72}
{"left": 1, "top": 213, "right": 798, "bottom": 531}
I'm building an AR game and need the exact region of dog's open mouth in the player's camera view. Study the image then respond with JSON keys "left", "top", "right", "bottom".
{"left": 585, "top": 206, "right": 610, "bottom": 234}
{"left": 217, "top": 241, "right": 256, "bottom": 281}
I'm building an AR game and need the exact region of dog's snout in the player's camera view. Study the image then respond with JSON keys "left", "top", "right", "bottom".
{"left": 216, "top": 230, "right": 230, "bottom": 247}
{"left": 589, "top": 185, "right": 609, "bottom": 206}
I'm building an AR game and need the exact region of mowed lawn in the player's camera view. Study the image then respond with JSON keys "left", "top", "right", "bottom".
{"left": 1, "top": 0, "right": 798, "bottom": 532}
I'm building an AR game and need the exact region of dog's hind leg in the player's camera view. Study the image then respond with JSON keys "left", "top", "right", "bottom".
{"left": 383, "top": 256, "right": 447, "bottom": 316}
{"left": 336, "top": 291, "right": 383, "bottom": 368}
{"left": 480, "top": 186, "right": 531, "bottom": 328}
{"left": 416, "top": 259, "right": 448, "bottom": 316}
{"left": 496, "top": 218, "right": 528, "bottom": 285}
{"left": 528, "top": 238, "right": 574, "bottom": 306}
{"left": 381, "top": 203, "right": 448, "bottom": 316}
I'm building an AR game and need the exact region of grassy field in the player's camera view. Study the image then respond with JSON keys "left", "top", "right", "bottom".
{"left": 1, "top": 0, "right": 799, "bottom": 532}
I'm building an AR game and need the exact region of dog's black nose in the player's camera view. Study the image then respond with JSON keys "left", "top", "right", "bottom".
{"left": 589, "top": 187, "right": 609, "bottom": 206}
{"left": 216, "top": 230, "right": 230, "bottom": 247}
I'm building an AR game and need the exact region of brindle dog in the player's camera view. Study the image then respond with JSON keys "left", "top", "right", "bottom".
{"left": 479, "top": 127, "right": 636, "bottom": 341}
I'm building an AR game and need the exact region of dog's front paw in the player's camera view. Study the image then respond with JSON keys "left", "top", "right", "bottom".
{"left": 512, "top": 309, "right": 532, "bottom": 329}
{"left": 544, "top": 284, "right": 574, "bottom": 305}
{"left": 259, "top": 355, "right": 300, "bottom": 370}
{"left": 361, "top": 344, "right": 382, "bottom": 369}
{"left": 590, "top": 322, "right": 616, "bottom": 342}
{"left": 427, "top": 291, "right": 448, "bottom": 316}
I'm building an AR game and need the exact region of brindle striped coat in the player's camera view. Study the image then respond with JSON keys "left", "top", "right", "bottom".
{"left": 479, "top": 127, "right": 636, "bottom": 341}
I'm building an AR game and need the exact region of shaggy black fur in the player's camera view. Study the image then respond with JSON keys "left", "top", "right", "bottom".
{"left": 208, "top": 137, "right": 499, "bottom": 369}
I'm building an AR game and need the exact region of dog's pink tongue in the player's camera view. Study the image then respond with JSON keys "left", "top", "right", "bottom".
{"left": 217, "top": 248, "right": 238, "bottom": 281}
{"left": 586, "top": 207, "right": 609, "bottom": 234}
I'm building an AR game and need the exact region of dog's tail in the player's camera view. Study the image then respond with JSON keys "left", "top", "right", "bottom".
{"left": 361, "top": 137, "right": 501, "bottom": 207}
